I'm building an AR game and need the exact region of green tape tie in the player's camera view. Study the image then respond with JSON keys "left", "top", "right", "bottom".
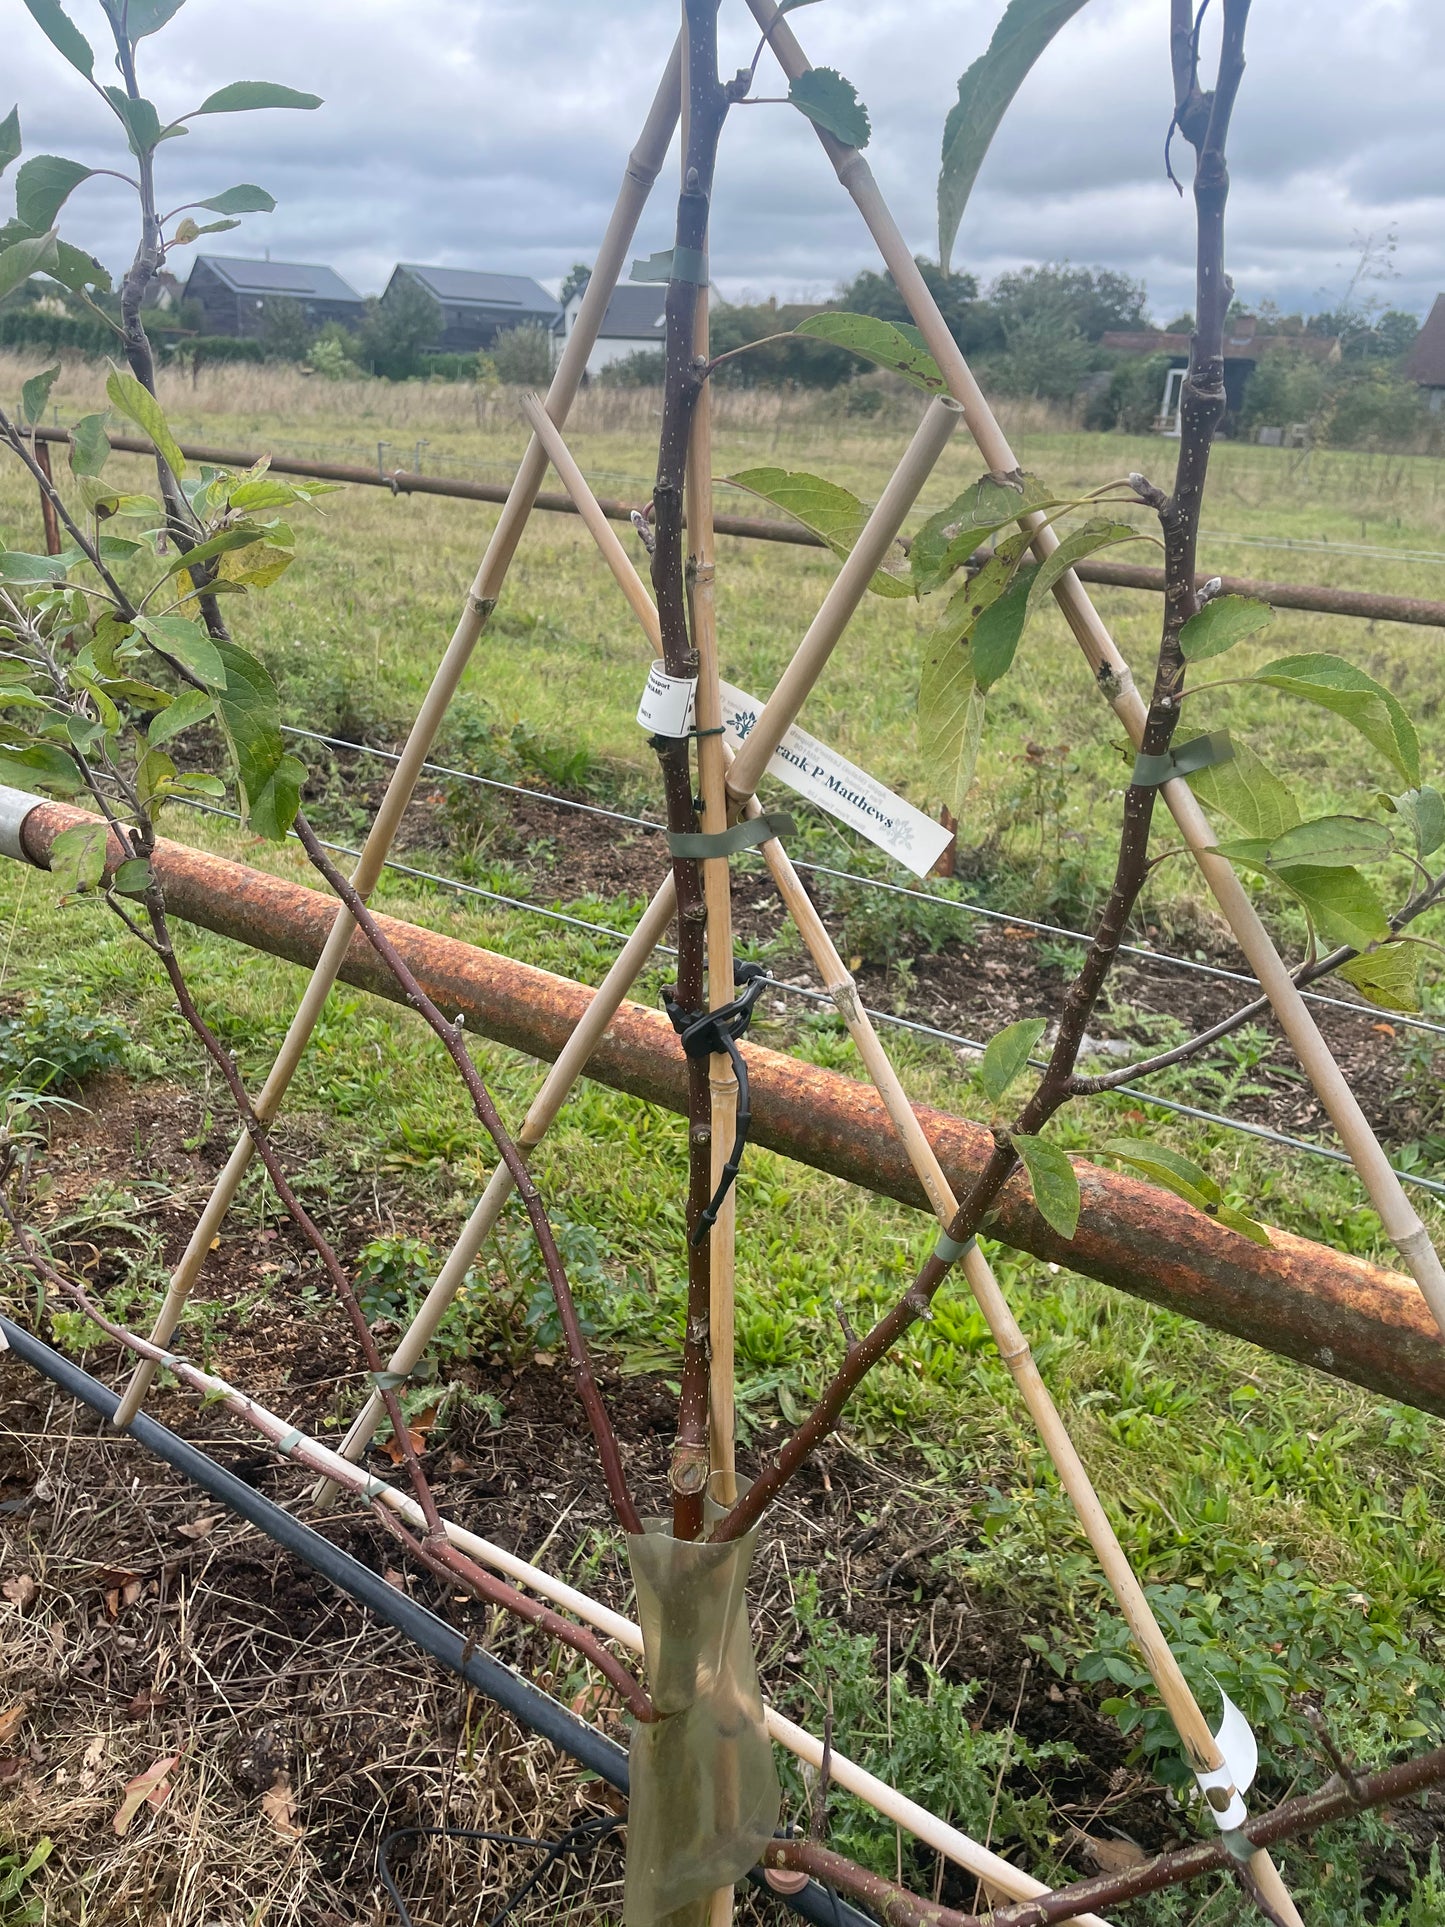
{"left": 630, "top": 246, "right": 708, "bottom": 286}
{"left": 276, "top": 1427, "right": 303, "bottom": 1457}
{"left": 666, "top": 813, "right": 794, "bottom": 861}
{"left": 1219, "top": 1828, "right": 1256, "bottom": 1864}
{"left": 933, "top": 1232, "right": 976, "bottom": 1264}
{"left": 1132, "top": 730, "right": 1233, "bottom": 789}
{"left": 371, "top": 1369, "right": 410, "bottom": 1392}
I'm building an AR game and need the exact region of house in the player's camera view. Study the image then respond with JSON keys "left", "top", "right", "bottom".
{"left": 561, "top": 283, "right": 670, "bottom": 376}
{"left": 1404, "top": 296, "right": 1445, "bottom": 412}
{"left": 181, "top": 256, "right": 364, "bottom": 339}
{"left": 1101, "top": 316, "right": 1340, "bottom": 432}
{"left": 383, "top": 265, "right": 562, "bottom": 352}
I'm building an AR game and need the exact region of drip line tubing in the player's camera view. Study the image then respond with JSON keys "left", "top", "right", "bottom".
{"left": 0, "top": 1313, "right": 874, "bottom": 1927}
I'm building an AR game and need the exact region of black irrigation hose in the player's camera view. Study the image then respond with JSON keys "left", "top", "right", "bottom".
{"left": 0, "top": 1314, "right": 876, "bottom": 1927}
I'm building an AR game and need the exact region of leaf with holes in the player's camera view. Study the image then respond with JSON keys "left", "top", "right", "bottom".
{"left": 1187, "top": 737, "right": 1300, "bottom": 842}
{"left": 49, "top": 821, "right": 107, "bottom": 896}
{"left": 1390, "top": 784, "right": 1444, "bottom": 860}
{"left": 727, "top": 467, "right": 909, "bottom": 596}
{"left": 788, "top": 68, "right": 870, "bottom": 148}
{"left": 19, "top": 364, "right": 59, "bottom": 427}
{"left": 211, "top": 639, "right": 304, "bottom": 838}
{"left": 15, "top": 154, "right": 93, "bottom": 231}
{"left": 1178, "top": 593, "right": 1274, "bottom": 662}
{"left": 0, "top": 108, "right": 20, "bottom": 181}
{"left": 981, "top": 1017, "right": 1046, "bottom": 1106}
{"left": 193, "top": 81, "right": 322, "bottom": 115}
{"left": 20, "top": 0, "right": 94, "bottom": 75}
{"left": 105, "top": 369, "right": 187, "bottom": 479}
{"left": 69, "top": 413, "right": 110, "bottom": 478}
{"left": 930, "top": 532, "right": 1033, "bottom": 652}
{"left": 1250, "top": 653, "right": 1420, "bottom": 788}
{"left": 1011, "top": 1133, "right": 1080, "bottom": 1240}
{"left": 1337, "top": 942, "right": 1421, "bottom": 1015}
{"left": 791, "top": 313, "right": 945, "bottom": 391}
{"left": 1098, "top": 1140, "right": 1269, "bottom": 1245}
{"left": 1027, "top": 518, "right": 1141, "bottom": 609}
{"left": 0, "top": 229, "right": 59, "bottom": 303}
{"left": 918, "top": 633, "right": 985, "bottom": 816}
{"left": 50, "top": 237, "right": 111, "bottom": 296}
{"left": 938, "top": 0, "right": 1091, "bottom": 270}
{"left": 1261, "top": 815, "right": 1392, "bottom": 870}
{"left": 909, "top": 472, "right": 1061, "bottom": 595}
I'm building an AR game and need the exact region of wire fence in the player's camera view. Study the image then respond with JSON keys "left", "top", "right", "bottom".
{"left": 186, "top": 771, "right": 1445, "bottom": 1202}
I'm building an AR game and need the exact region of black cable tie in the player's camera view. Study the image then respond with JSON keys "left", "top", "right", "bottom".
{"left": 662, "top": 963, "right": 768, "bottom": 1244}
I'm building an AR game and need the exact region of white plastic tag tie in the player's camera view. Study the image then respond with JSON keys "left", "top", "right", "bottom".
{"left": 637, "top": 664, "right": 697, "bottom": 737}
{"left": 1195, "top": 1679, "right": 1258, "bottom": 1831}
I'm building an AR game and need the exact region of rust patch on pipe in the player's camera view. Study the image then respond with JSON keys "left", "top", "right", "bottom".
{"left": 18, "top": 798, "right": 1445, "bottom": 1415}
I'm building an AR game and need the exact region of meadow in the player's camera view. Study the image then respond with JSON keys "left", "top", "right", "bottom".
{"left": 2, "top": 357, "right": 1445, "bottom": 1923}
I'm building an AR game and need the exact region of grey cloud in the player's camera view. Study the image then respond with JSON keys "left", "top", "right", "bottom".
{"left": 5, "top": 0, "right": 1441, "bottom": 321}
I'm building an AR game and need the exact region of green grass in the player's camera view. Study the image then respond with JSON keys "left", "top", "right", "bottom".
{"left": 3, "top": 362, "right": 1445, "bottom": 1914}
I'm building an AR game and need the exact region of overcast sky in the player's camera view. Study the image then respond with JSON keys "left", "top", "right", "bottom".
{"left": 8, "top": 0, "right": 1444, "bottom": 322}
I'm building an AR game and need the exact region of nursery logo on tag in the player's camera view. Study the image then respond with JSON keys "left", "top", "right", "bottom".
{"left": 719, "top": 682, "right": 953, "bottom": 878}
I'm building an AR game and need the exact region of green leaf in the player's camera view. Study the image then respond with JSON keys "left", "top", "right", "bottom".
{"left": 909, "top": 471, "right": 1060, "bottom": 594}
{"left": 69, "top": 412, "right": 111, "bottom": 478}
{"left": 1261, "top": 815, "right": 1392, "bottom": 870}
{"left": 50, "top": 238, "right": 112, "bottom": 296}
{"left": 1011, "top": 1133, "right": 1080, "bottom": 1241}
{"left": 15, "top": 154, "right": 94, "bottom": 230}
{"left": 20, "top": 363, "right": 59, "bottom": 427}
{"left": 105, "top": 367, "right": 187, "bottom": 479}
{"left": 173, "top": 216, "right": 240, "bottom": 245}
{"left": 1187, "top": 737, "right": 1300, "bottom": 841}
{"left": 1098, "top": 1139, "right": 1270, "bottom": 1245}
{"left": 1178, "top": 593, "right": 1274, "bottom": 663}
{"left": 100, "top": 88, "right": 167, "bottom": 158}
{"left": 1390, "top": 785, "right": 1445, "bottom": 860}
{"left": 116, "top": 0, "right": 189, "bottom": 39}
{"left": 146, "top": 687, "right": 215, "bottom": 747}
{"left": 0, "top": 228, "right": 59, "bottom": 303}
{"left": 0, "top": 107, "right": 20, "bottom": 179}
{"left": 160, "top": 525, "right": 266, "bottom": 578}
{"left": 193, "top": 182, "right": 276, "bottom": 215}
{"left": 1337, "top": 943, "right": 1421, "bottom": 1015}
{"left": 20, "top": 0, "right": 95, "bottom": 76}
{"left": 1250, "top": 653, "right": 1420, "bottom": 788}
{"left": 112, "top": 856, "right": 153, "bottom": 896}
{"left": 49, "top": 820, "right": 107, "bottom": 895}
{"left": 981, "top": 1017, "right": 1046, "bottom": 1105}
{"left": 791, "top": 313, "right": 946, "bottom": 392}
{"left": 1217, "top": 843, "right": 1393, "bottom": 950}
{"left": 1027, "top": 518, "right": 1140, "bottom": 609}
{"left": 972, "top": 564, "right": 1037, "bottom": 690}
{"left": 210, "top": 639, "right": 303, "bottom": 837}
{"left": 788, "top": 69, "right": 870, "bottom": 149}
{"left": 938, "top": 0, "right": 1091, "bottom": 270}
{"left": 727, "top": 467, "right": 910, "bottom": 596}
{"left": 0, "top": 546, "right": 81, "bottom": 582}
{"left": 193, "top": 82, "right": 323, "bottom": 115}
{"left": 918, "top": 635, "right": 985, "bottom": 816}
{"left": 133, "top": 614, "right": 226, "bottom": 687}
{"left": 0, "top": 739, "right": 84, "bottom": 794}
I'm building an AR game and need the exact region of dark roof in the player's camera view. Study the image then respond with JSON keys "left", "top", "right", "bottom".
{"left": 396, "top": 264, "right": 560, "bottom": 319}
{"left": 586, "top": 285, "right": 668, "bottom": 339}
{"left": 1101, "top": 326, "right": 1339, "bottom": 362}
{"left": 187, "top": 255, "right": 363, "bottom": 303}
{"left": 1404, "top": 296, "right": 1445, "bottom": 387}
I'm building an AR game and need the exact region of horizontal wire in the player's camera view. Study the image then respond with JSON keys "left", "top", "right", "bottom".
{"left": 177, "top": 799, "right": 1445, "bottom": 1200}
{"left": 283, "top": 723, "right": 1445, "bottom": 1042}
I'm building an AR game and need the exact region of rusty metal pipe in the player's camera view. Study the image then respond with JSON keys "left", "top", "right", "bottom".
{"left": 30, "top": 426, "right": 1445, "bottom": 631}
{"left": 8, "top": 791, "right": 1443, "bottom": 1417}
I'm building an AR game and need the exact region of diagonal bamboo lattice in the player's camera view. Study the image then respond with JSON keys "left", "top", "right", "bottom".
{"left": 93, "top": 8, "right": 1445, "bottom": 1924}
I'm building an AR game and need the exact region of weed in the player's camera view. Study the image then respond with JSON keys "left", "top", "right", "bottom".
{"left": 0, "top": 995, "right": 127, "bottom": 1096}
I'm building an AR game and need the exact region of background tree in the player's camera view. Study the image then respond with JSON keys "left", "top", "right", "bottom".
{"left": 490, "top": 322, "right": 555, "bottom": 385}
{"left": 360, "top": 276, "right": 442, "bottom": 378}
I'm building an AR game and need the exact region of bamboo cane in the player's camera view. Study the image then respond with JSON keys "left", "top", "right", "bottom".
{"left": 522, "top": 340, "right": 1289, "bottom": 1924}
{"left": 109, "top": 45, "right": 687, "bottom": 1432}
{"left": 742, "top": 10, "right": 1311, "bottom": 1916}
{"left": 741, "top": 0, "right": 1445, "bottom": 1360}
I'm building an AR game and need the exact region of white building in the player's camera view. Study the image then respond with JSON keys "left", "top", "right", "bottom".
{"left": 561, "top": 283, "right": 669, "bottom": 376}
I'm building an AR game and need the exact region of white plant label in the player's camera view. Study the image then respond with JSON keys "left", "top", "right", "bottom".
{"left": 636, "top": 665, "right": 697, "bottom": 736}
{"left": 719, "top": 682, "right": 954, "bottom": 878}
